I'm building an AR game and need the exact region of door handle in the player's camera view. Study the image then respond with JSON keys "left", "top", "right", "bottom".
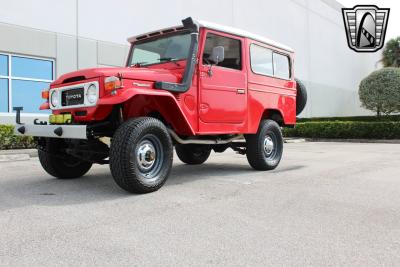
{"left": 237, "top": 89, "right": 245, "bottom": 94}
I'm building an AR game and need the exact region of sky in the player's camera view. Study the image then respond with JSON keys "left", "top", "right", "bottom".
{"left": 337, "top": 0, "right": 399, "bottom": 41}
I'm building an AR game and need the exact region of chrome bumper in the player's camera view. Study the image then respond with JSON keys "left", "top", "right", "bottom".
{"left": 14, "top": 124, "right": 88, "bottom": 139}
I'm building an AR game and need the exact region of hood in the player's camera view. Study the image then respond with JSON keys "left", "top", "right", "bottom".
{"left": 52, "top": 67, "right": 183, "bottom": 86}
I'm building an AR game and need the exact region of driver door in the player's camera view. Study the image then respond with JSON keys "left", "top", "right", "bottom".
{"left": 198, "top": 31, "right": 247, "bottom": 124}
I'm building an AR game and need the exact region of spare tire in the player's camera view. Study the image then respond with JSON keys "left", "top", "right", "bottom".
{"left": 295, "top": 78, "right": 307, "bottom": 115}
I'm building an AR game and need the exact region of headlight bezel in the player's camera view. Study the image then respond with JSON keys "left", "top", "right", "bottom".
{"left": 50, "top": 90, "right": 59, "bottom": 107}
{"left": 86, "top": 83, "right": 98, "bottom": 104}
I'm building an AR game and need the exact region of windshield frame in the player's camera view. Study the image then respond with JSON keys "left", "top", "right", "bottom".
{"left": 126, "top": 30, "right": 191, "bottom": 67}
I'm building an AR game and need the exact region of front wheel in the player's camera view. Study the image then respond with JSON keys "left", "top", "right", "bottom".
{"left": 245, "top": 119, "right": 283, "bottom": 170}
{"left": 38, "top": 138, "right": 92, "bottom": 179}
{"left": 109, "top": 117, "right": 173, "bottom": 194}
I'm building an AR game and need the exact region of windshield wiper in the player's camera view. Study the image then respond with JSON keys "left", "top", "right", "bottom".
{"left": 158, "top": 57, "right": 181, "bottom": 66}
{"left": 130, "top": 62, "right": 148, "bottom": 67}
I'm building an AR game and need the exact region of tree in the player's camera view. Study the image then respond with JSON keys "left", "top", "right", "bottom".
{"left": 382, "top": 37, "right": 400, "bottom": 67}
{"left": 359, "top": 68, "right": 400, "bottom": 116}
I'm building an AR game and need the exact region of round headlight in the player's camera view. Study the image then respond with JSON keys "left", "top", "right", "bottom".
{"left": 50, "top": 90, "right": 59, "bottom": 107}
{"left": 86, "top": 84, "right": 97, "bottom": 104}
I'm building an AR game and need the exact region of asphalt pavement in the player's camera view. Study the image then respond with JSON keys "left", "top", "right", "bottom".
{"left": 1, "top": 142, "right": 400, "bottom": 266}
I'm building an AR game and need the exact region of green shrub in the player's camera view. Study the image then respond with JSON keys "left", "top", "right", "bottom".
{"left": 359, "top": 68, "right": 400, "bottom": 116}
{"left": 297, "top": 115, "right": 400, "bottom": 122}
{"left": 0, "top": 125, "right": 36, "bottom": 150}
{"left": 284, "top": 121, "right": 400, "bottom": 139}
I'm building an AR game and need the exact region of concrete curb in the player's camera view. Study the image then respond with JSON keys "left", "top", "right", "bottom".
{"left": 0, "top": 149, "right": 37, "bottom": 162}
{"left": 284, "top": 138, "right": 306, "bottom": 143}
{"left": 306, "top": 138, "right": 400, "bottom": 144}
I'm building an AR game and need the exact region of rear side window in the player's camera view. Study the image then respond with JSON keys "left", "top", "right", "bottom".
{"left": 202, "top": 33, "right": 241, "bottom": 70}
{"left": 250, "top": 44, "right": 291, "bottom": 79}
{"left": 250, "top": 45, "right": 273, "bottom": 76}
{"left": 273, "top": 53, "right": 290, "bottom": 79}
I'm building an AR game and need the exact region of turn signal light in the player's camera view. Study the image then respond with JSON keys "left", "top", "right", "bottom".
{"left": 41, "top": 90, "right": 49, "bottom": 99}
{"left": 104, "top": 76, "right": 122, "bottom": 91}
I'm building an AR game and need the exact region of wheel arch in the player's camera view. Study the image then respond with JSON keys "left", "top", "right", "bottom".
{"left": 260, "top": 109, "right": 285, "bottom": 126}
{"left": 121, "top": 94, "right": 195, "bottom": 136}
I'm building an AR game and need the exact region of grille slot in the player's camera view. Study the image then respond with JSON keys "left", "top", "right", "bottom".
{"left": 62, "top": 76, "right": 86, "bottom": 84}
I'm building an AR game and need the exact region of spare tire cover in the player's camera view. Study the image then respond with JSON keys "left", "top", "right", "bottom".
{"left": 295, "top": 78, "right": 307, "bottom": 115}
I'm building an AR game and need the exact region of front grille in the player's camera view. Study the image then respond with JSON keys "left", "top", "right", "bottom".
{"left": 61, "top": 88, "right": 85, "bottom": 107}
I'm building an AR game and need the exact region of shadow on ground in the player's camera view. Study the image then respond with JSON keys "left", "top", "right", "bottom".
{"left": 0, "top": 161, "right": 304, "bottom": 211}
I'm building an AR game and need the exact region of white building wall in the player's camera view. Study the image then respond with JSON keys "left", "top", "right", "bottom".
{"left": 0, "top": 0, "right": 380, "bottom": 123}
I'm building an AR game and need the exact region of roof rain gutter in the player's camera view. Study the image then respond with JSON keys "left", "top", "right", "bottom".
{"left": 154, "top": 17, "right": 199, "bottom": 93}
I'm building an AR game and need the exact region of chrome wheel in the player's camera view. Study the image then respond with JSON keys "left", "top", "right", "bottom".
{"left": 263, "top": 135, "right": 274, "bottom": 156}
{"left": 263, "top": 133, "right": 277, "bottom": 159}
{"left": 135, "top": 134, "right": 164, "bottom": 179}
{"left": 137, "top": 141, "right": 156, "bottom": 170}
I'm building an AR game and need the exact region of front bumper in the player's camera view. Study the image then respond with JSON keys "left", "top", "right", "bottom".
{"left": 14, "top": 124, "right": 87, "bottom": 139}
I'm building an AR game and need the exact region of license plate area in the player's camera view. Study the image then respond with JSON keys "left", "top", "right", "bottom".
{"left": 62, "top": 88, "right": 84, "bottom": 106}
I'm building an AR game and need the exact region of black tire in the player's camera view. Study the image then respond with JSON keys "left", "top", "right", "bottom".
{"left": 295, "top": 78, "right": 307, "bottom": 115}
{"left": 109, "top": 117, "right": 173, "bottom": 194}
{"left": 38, "top": 138, "right": 92, "bottom": 179}
{"left": 175, "top": 144, "right": 211, "bottom": 165}
{"left": 245, "top": 119, "right": 283, "bottom": 170}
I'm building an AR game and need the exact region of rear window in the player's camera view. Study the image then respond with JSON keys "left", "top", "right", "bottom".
{"left": 273, "top": 53, "right": 290, "bottom": 79}
{"left": 250, "top": 44, "right": 291, "bottom": 79}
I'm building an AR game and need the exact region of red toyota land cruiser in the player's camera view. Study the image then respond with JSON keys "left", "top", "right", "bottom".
{"left": 15, "top": 17, "right": 307, "bottom": 194}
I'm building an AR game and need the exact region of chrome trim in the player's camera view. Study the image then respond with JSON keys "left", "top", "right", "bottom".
{"left": 14, "top": 124, "right": 87, "bottom": 139}
{"left": 133, "top": 82, "right": 151, "bottom": 87}
{"left": 49, "top": 81, "right": 99, "bottom": 110}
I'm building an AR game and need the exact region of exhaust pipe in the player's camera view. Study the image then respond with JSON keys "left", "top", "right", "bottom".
{"left": 168, "top": 129, "right": 243, "bottom": 145}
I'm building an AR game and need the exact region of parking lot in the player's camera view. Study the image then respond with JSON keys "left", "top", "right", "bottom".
{"left": 1, "top": 142, "right": 400, "bottom": 266}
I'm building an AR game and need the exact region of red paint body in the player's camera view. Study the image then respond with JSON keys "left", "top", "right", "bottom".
{"left": 48, "top": 27, "right": 296, "bottom": 136}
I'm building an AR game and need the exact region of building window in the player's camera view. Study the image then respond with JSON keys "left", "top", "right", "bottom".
{"left": 0, "top": 53, "right": 54, "bottom": 114}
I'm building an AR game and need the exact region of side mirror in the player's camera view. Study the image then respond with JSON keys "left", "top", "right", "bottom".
{"left": 210, "top": 46, "right": 225, "bottom": 64}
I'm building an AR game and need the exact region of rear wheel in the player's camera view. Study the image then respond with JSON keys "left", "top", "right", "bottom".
{"left": 109, "top": 117, "right": 173, "bottom": 194}
{"left": 175, "top": 144, "right": 211, "bottom": 165}
{"left": 38, "top": 138, "right": 92, "bottom": 179}
{"left": 245, "top": 119, "right": 283, "bottom": 170}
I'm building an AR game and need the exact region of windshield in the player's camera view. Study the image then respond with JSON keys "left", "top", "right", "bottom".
{"left": 129, "top": 31, "right": 191, "bottom": 67}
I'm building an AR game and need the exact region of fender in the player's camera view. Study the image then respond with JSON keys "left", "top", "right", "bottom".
{"left": 98, "top": 88, "right": 195, "bottom": 135}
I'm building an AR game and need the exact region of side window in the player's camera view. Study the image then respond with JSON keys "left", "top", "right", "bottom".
{"left": 250, "top": 45, "right": 273, "bottom": 76}
{"left": 202, "top": 33, "right": 241, "bottom": 70}
{"left": 273, "top": 53, "right": 290, "bottom": 79}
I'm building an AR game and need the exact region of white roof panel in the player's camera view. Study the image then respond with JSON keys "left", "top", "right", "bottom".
{"left": 196, "top": 20, "right": 294, "bottom": 52}
{"left": 127, "top": 19, "right": 294, "bottom": 53}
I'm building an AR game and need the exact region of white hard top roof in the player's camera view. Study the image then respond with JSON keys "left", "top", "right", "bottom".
{"left": 127, "top": 19, "right": 294, "bottom": 53}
